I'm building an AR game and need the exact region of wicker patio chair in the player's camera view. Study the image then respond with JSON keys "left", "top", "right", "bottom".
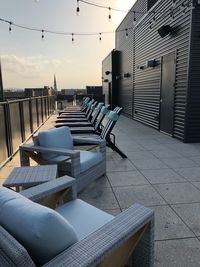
{"left": 0, "top": 176, "right": 154, "bottom": 267}
{"left": 19, "top": 127, "right": 106, "bottom": 192}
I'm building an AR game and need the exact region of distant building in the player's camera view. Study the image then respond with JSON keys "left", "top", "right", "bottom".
{"left": 86, "top": 86, "right": 103, "bottom": 97}
{"left": 61, "top": 89, "right": 75, "bottom": 96}
{"left": 24, "top": 86, "right": 49, "bottom": 97}
{"left": 4, "top": 91, "right": 25, "bottom": 99}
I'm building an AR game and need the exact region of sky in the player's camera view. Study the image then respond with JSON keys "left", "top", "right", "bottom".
{"left": 0, "top": 0, "right": 136, "bottom": 90}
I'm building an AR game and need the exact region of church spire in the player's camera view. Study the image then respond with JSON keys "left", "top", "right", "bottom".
{"left": 54, "top": 74, "right": 57, "bottom": 91}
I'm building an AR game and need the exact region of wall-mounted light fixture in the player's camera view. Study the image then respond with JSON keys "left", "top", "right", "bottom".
{"left": 137, "top": 65, "right": 145, "bottom": 70}
{"left": 116, "top": 75, "right": 122, "bottom": 80}
{"left": 146, "top": 59, "right": 159, "bottom": 68}
{"left": 157, "top": 25, "right": 173, "bottom": 38}
{"left": 105, "top": 71, "right": 112, "bottom": 75}
{"left": 124, "top": 72, "right": 131, "bottom": 78}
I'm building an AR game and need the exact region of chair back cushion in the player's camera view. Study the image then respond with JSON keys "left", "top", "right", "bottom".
{"left": 38, "top": 127, "right": 73, "bottom": 160}
{"left": 108, "top": 111, "right": 119, "bottom": 121}
{"left": 0, "top": 187, "right": 78, "bottom": 266}
{"left": 97, "top": 102, "right": 104, "bottom": 110}
{"left": 100, "top": 106, "right": 109, "bottom": 115}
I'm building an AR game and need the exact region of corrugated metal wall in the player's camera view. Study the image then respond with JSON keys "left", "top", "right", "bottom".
{"left": 134, "top": 0, "right": 191, "bottom": 140}
{"left": 115, "top": 0, "right": 192, "bottom": 141}
{"left": 185, "top": 5, "right": 200, "bottom": 142}
{"left": 116, "top": 0, "right": 147, "bottom": 117}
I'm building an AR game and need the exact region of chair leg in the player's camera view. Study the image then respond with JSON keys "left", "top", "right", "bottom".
{"left": 131, "top": 220, "right": 154, "bottom": 267}
{"left": 107, "top": 140, "right": 127, "bottom": 159}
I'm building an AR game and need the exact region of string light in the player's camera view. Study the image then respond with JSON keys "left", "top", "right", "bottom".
{"left": 108, "top": 7, "right": 111, "bottom": 21}
{"left": 1, "top": 0, "right": 194, "bottom": 42}
{"left": 79, "top": 0, "right": 144, "bottom": 15}
{"left": 125, "top": 28, "right": 128, "bottom": 38}
{"left": 9, "top": 22, "right": 12, "bottom": 32}
{"left": 133, "top": 11, "right": 136, "bottom": 25}
{"left": 76, "top": 0, "right": 80, "bottom": 16}
{"left": 72, "top": 33, "right": 74, "bottom": 43}
{"left": 41, "top": 29, "right": 44, "bottom": 39}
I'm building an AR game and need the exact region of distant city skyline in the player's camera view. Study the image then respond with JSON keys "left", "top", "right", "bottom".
{"left": 0, "top": 0, "right": 136, "bottom": 89}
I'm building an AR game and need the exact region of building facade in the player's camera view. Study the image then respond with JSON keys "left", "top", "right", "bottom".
{"left": 102, "top": 50, "right": 120, "bottom": 109}
{"left": 104, "top": 0, "right": 200, "bottom": 142}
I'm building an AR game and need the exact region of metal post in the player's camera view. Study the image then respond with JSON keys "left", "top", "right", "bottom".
{"left": 0, "top": 59, "right": 4, "bottom": 102}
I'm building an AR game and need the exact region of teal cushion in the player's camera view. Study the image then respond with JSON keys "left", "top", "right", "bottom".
{"left": 38, "top": 127, "right": 73, "bottom": 160}
{"left": 47, "top": 151, "right": 103, "bottom": 173}
{"left": 108, "top": 111, "right": 119, "bottom": 121}
{"left": 0, "top": 187, "right": 78, "bottom": 266}
{"left": 79, "top": 151, "right": 103, "bottom": 172}
{"left": 56, "top": 199, "right": 114, "bottom": 240}
{"left": 84, "top": 98, "right": 90, "bottom": 104}
{"left": 87, "top": 101, "right": 92, "bottom": 108}
{"left": 97, "top": 102, "right": 104, "bottom": 110}
{"left": 101, "top": 106, "right": 109, "bottom": 115}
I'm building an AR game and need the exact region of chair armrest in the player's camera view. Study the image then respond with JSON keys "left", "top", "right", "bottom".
{"left": 20, "top": 176, "right": 77, "bottom": 202}
{"left": 73, "top": 136, "right": 106, "bottom": 146}
{"left": 44, "top": 204, "right": 154, "bottom": 267}
{"left": 20, "top": 144, "right": 80, "bottom": 158}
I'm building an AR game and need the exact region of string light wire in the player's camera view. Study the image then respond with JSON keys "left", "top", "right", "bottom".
{"left": 0, "top": 17, "right": 132, "bottom": 37}
{"left": 0, "top": 0, "right": 194, "bottom": 39}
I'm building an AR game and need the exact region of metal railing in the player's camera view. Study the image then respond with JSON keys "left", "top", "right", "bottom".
{"left": 0, "top": 96, "right": 56, "bottom": 167}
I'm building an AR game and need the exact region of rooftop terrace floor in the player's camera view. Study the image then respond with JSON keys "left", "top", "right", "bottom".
{"left": 1, "top": 113, "right": 200, "bottom": 266}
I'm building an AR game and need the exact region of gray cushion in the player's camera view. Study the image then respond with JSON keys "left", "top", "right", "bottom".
{"left": 0, "top": 187, "right": 78, "bottom": 266}
{"left": 56, "top": 199, "right": 114, "bottom": 240}
{"left": 79, "top": 151, "right": 103, "bottom": 172}
{"left": 38, "top": 126, "right": 73, "bottom": 160}
{"left": 45, "top": 150, "right": 102, "bottom": 173}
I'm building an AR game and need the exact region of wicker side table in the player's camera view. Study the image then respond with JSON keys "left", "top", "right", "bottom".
{"left": 3, "top": 165, "right": 58, "bottom": 191}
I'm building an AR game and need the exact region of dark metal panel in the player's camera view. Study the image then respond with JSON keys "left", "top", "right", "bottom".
{"left": 0, "top": 104, "right": 8, "bottom": 164}
{"left": 31, "top": 98, "right": 38, "bottom": 131}
{"left": 9, "top": 102, "right": 22, "bottom": 152}
{"left": 184, "top": 6, "right": 200, "bottom": 142}
{"left": 37, "top": 98, "right": 43, "bottom": 126}
{"left": 160, "top": 52, "right": 176, "bottom": 134}
{"left": 23, "top": 100, "right": 31, "bottom": 140}
{"left": 102, "top": 53, "right": 112, "bottom": 105}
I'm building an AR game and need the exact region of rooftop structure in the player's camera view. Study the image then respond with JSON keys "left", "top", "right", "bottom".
{"left": 103, "top": 0, "right": 200, "bottom": 142}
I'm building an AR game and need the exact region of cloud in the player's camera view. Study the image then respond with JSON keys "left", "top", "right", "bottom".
{"left": 1, "top": 55, "right": 63, "bottom": 78}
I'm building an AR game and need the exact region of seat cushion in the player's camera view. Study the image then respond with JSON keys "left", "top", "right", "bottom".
{"left": 79, "top": 151, "right": 103, "bottom": 173}
{"left": 0, "top": 187, "right": 78, "bottom": 266}
{"left": 46, "top": 150, "right": 103, "bottom": 173}
{"left": 38, "top": 126, "right": 73, "bottom": 160}
{"left": 56, "top": 199, "right": 114, "bottom": 240}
